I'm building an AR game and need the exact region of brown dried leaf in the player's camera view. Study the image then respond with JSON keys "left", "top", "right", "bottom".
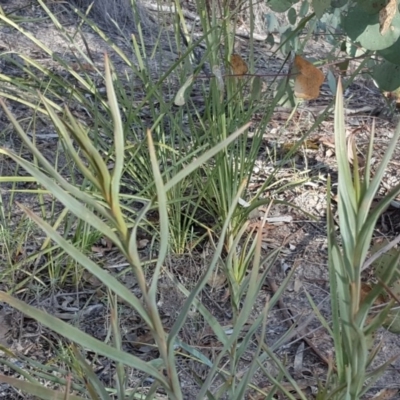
{"left": 207, "top": 271, "right": 227, "bottom": 289}
{"left": 134, "top": 331, "right": 155, "bottom": 345}
{"left": 379, "top": 0, "right": 398, "bottom": 35}
{"left": 370, "top": 388, "right": 399, "bottom": 400}
{"left": 230, "top": 54, "right": 248, "bottom": 77}
{"left": 293, "top": 55, "right": 325, "bottom": 100}
{"left": 82, "top": 271, "right": 102, "bottom": 287}
{"left": 137, "top": 238, "right": 149, "bottom": 249}
{"left": 70, "top": 62, "right": 95, "bottom": 72}
{"left": 318, "top": 134, "right": 335, "bottom": 148}
{"left": 91, "top": 236, "right": 114, "bottom": 255}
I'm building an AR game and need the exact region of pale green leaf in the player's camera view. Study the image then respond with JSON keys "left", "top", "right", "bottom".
{"left": 174, "top": 75, "right": 194, "bottom": 106}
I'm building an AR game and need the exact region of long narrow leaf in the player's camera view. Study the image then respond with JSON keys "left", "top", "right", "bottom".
{"left": 72, "top": 345, "right": 111, "bottom": 400}
{"left": 0, "top": 374, "right": 83, "bottom": 400}
{"left": 104, "top": 54, "right": 127, "bottom": 235}
{"left": 40, "top": 101, "right": 101, "bottom": 192}
{"left": 0, "top": 100, "right": 115, "bottom": 223}
{"left": 165, "top": 122, "right": 251, "bottom": 191}
{"left": 18, "top": 204, "right": 153, "bottom": 328}
{"left": 147, "top": 129, "right": 169, "bottom": 296}
{"left": 2, "top": 150, "right": 121, "bottom": 246}
{"left": 0, "top": 292, "right": 168, "bottom": 386}
{"left": 334, "top": 78, "right": 356, "bottom": 251}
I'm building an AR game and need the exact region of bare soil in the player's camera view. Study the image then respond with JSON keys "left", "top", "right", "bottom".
{"left": 1, "top": 1, "right": 400, "bottom": 399}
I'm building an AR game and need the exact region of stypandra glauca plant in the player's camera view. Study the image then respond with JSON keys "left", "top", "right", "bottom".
{"left": 0, "top": 52, "right": 249, "bottom": 399}
{"left": 0, "top": 0, "right": 294, "bottom": 262}
{"left": 0, "top": 0, "right": 212, "bottom": 258}
{"left": 320, "top": 77, "right": 400, "bottom": 399}
{"left": 186, "top": 0, "right": 327, "bottom": 305}
{"left": 0, "top": 53, "right": 297, "bottom": 399}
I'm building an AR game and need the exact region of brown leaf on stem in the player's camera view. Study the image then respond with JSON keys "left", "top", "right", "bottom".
{"left": 293, "top": 55, "right": 325, "bottom": 100}
{"left": 230, "top": 54, "right": 248, "bottom": 77}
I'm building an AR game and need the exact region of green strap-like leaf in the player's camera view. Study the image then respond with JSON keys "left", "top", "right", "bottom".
{"left": 18, "top": 204, "right": 153, "bottom": 329}
{"left": 0, "top": 374, "right": 84, "bottom": 400}
{"left": 0, "top": 292, "right": 168, "bottom": 387}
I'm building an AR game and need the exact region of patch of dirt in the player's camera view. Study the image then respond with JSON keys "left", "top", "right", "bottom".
{"left": 1, "top": 0, "right": 400, "bottom": 399}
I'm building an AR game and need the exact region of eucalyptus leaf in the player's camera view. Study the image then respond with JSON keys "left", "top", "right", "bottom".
{"left": 312, "top": 0, "right": 331, "bottom": 18}
{"left": 288, "top": 7, "right": 297, "bottom": 24}
{"left": 299, "top": 0, "right": 309, "bottom": 17}
{"left": 371, "top": 60, "right": 400, "bottom": 91}
{"left": 378, "top": 36, "right": 400, "bottom": 65}
{"left": 344, "top": 3, "right": 400, "bottom": 51}
{"left": 357, "top": 0, "right": 387, "bottom": 14}
{"left": 267, "top": 0, "right": 299, "bottom": 13}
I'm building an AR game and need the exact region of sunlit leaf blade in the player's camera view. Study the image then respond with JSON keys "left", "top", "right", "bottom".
{"left": 174, "top": 75, "right": 194, "bottom": 106}
{"left": 334, "top": 77, "right": 356, "bottom": 252}
{"left": 38, "top": 95, "right": 112, "bottom": 201}
{"left": 147, "top": 129, "right": 169, "bottom": 296}
{"left": 42, "top": 106, "right": 100, "bottom": 191}
{"left": 0, "top": 101, "right": 113, "bottom": 223}
{"left": 104, "top": 53, "right": 126, "bottom": 235}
